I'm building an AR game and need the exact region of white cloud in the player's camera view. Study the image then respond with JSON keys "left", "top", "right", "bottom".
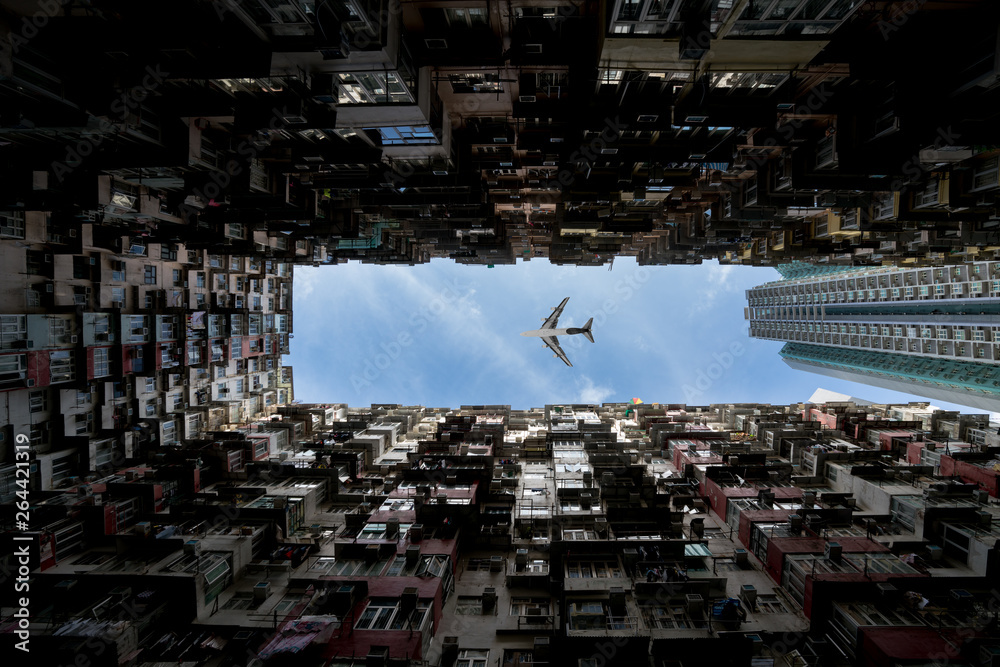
{"left": 295, "top": 267, "right": 319, "bottom": 299}
{"left": 576, "top": 375, "right": 615, "bottom": 404}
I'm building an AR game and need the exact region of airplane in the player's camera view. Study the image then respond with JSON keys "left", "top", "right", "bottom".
{"left": 520, "top": 297, "right": 594, "bottom": 367}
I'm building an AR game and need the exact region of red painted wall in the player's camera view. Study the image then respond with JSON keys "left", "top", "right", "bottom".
{"left": 738, "top": 509, "right": 796, "bottom": 549}
{"left": 763, "top": 536, "right": 891, "bottom": 585}
{"left": 27, "top": 351, "right": 50, "bottom": 386}
{"left": 940, "top": 455, "right": 999, "bottom": 496}
{"left": 803, "top": 408, "right": 839, "bottom": 430}
{"left": 860, "top": 627, "right": 974, "bottom": 667}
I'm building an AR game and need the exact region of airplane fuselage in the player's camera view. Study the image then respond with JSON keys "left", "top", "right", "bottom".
{"left": 520, "top": 328, "right": 586, "bottom": 338}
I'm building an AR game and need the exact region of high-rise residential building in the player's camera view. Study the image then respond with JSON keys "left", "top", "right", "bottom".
{"left": 3, "top": 397, "right": 999, "bottom": 666}
{"left": 2, "top": 2, "right": 1000, "bottom": 268}
{"left": 746, "top": 261, "right": 1000, "bottom": 411}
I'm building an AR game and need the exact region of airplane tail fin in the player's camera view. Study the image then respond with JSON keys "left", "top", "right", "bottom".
{"left": 582, "top": 317, "right": 594, "bottom": 343}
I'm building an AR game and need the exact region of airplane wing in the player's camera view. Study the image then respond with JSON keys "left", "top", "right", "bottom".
{"left": 542, "top": 336, "right": 572, "bottom": 367}
{"left": 541, "top": 297, "right": 570, "bottom": 330}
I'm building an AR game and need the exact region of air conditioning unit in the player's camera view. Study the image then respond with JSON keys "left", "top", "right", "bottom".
{"left": 482, "top": 587, "right": 497, "bottom": 612}
{"left": 253, "top": 581, "right": 271, "bottom": 602}
{"left": 400, "top": 586, "right": 418, "bottom": 611}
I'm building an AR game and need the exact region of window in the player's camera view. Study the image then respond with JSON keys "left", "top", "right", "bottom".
{"left": 446, "top": 7, "right": 488, "bottom": 27}
{"left": 569, "top": 601, "right": 621, "bottom": 630}
{"left": 457, "top": 649, "right": 489, "bottom": 667}
{"left": 537, "top": 72, "right": 568, "bottom": 93}
{"left": 222, "top": 593, "right": 255, "bottom": 610}
{"left": 0, "top": 210, "right": 25, "bottom": 238}
{"left": 324, "top": 558, "right": 389, "bottom": 576}
{"left": 563, "top": 528, "right": 598, "bottom": 541}
{"left": 144, "top": 265, "right": 157, "bottom": 284}
{"left": 270, "top": 594, "right": 299, "bottom": 616}
{"left": 449, "top": 73, "right": 503, "bottom": 93}
{"left": 26, "top": 251, "right": 45, "bottom": 276}
{"left": 510, "top": 598, "right": 550, "bottom": 616}
{"left": 366, "top": 125, "right": 438, "bottom": 145}
{"left": 567, "top": 560, "right": 623, "bottom": 578}
{"left": 49, "top": 350, "right": 75, "bottom": 383}
{"left": 640, "top": 600, "right": 709, "bottom": 629}
{"left": 203, "top": 555, "right": 233, "bottom": 604}
{"left": 338, "top": 72, "right": 414, "bottom": 104}
{"left": 355, "top": 598, "right": 430, "bottom": 630}
{"left": 75, "top": 413, "right": 91, "bottom": 435}
{"left": 754, "top": 593, "right": 790, "bottom": 614}
{"left": 73, "top": 256, "right": 91, "bottom": 280}
{"left": 0, "top": 315, "right": 27, "bottom": 347}
{"left": 455, "top": 596, "right": 482, "bottom": 615}
{"left": 416, "top": 554, "right": 449, "bottom": 577}
{"left": 29, "top": 390, "right": 47, "bottom": 413}
{"left": 93, "top": 347, "right": 110, "bottom": 377}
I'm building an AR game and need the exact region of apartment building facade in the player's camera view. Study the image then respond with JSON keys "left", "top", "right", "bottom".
{"left": 747, "top": 260, "right": 1000, "bottom": 410}
{"left": 4, "top": 397, "right": 1000, "bottom": 667}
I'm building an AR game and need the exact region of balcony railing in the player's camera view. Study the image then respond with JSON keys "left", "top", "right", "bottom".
{"left": 568, "top": 615, "right": 640, "bottom": 632}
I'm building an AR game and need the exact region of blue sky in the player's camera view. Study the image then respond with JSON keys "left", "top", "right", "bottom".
{"left": 288, "top": 258, "right": 981, "bottom": 413}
